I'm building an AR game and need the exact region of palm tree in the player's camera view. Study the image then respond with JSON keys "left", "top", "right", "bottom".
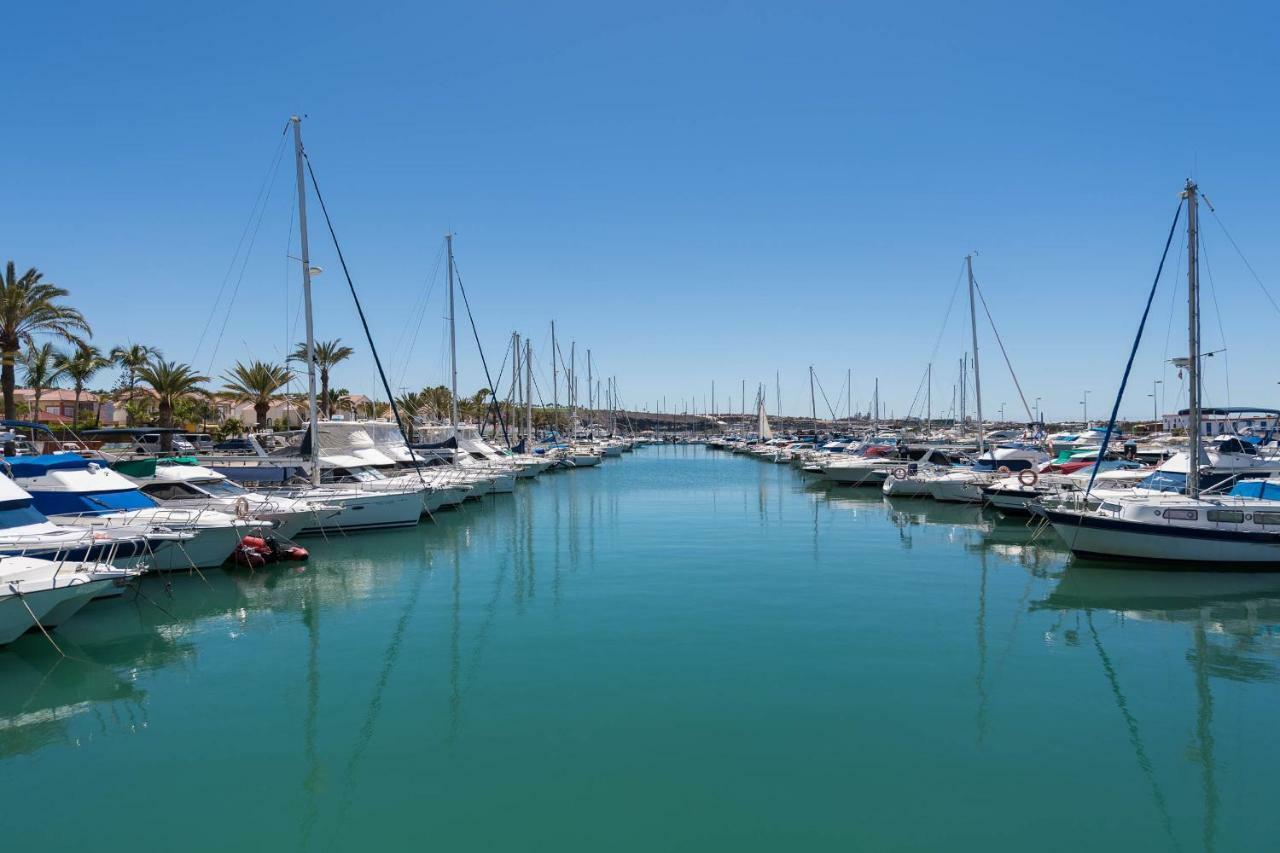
{"left": 222, "top": 360, "right": 293, "bottom": 429}
{"left": 290, "top": 338, "right": 354, "bottom": 419}
{"left": 55, "top": 344, "right": 110, "bottom": 426}
{"left": 21, "top": 342, "right": 66, "bottom": 423}
{"left": 422, "top": 385, "right": 453, "bottom": 420}
{"left": 135, "top": 359, "right": 210, "bottom": 451}
{"left": 460, "top": 388, "right": 492, "bottom": 422}
{"left": 110, "top": 342, "right": 161, "bottom": 425}
{"left": 0, "top": 262, "right": 91, "bottom": 420}
{"left": 394, "top": 390, "right": 426, "bottom": 442}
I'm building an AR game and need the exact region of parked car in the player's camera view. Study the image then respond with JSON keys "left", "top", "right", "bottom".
{"left": 180, "top": 433, "right": 214, "bottom": 452}
{"left": 212, "top": 437, "right": 255, "bottom": 454}
{"left": 137, "top": 433, "right": 196, "bottom": 454}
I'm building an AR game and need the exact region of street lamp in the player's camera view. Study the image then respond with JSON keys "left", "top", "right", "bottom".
{"left": 1034, "top": 396, "right": 1042, "bottom": 424}
{"left": 1081, "top": 390, "right": 1091, "bottom": 425}
{"left": 1149, "top": 379, "right": 1162, "bottom": 424}
{"left": 999, "top": 402, "right": 1006, "bottom": 422}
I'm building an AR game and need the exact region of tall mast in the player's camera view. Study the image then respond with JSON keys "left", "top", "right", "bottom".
{"left": 846, "top": 368, "right": 851, "bottom": 424}
{"left": 291, "top": 116, "right": 321, "bottom": 488}
{"left": 1185, "top": 179, "right": 1202, "bottom": 498}
{"left": 809, "top": 365, "right": 816, "bottom": 424}
{"left": 874, "top": 377, "right": 879, "bottom": 431}
{"left": 524, "top": 338, "right": 533, "bottom": 445}
{"left": 712, "top": 380, "right": 716, "bottom": 416}
{"left": 959, "top": 355, "right": 966, "bottom": 433}
{"left": 926, "top": 362, "right": 932, "bottom": 431}
{"left": 447, "top": 233, "right": 459, "bottom": 429}
{"left": 966, "top": 254, "right": 985, "bottom": 455}
{"left": 551, "top": 321, "right": 558, "bottom": 434}
{"left": 511, "top": 332, "right": 521, "bottom": 446}
{"left": 775, "top": 371, "right": 780, "bottom": 418}
{"left": 587, "top": 349, "right": 593, "bottom": 421}
{"left": 570, "top": 341, "right": 576, "bottom": 426}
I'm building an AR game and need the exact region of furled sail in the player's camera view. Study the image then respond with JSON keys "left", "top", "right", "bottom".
{"left": 757, "top": 396, "right": 773, "bottom": 440}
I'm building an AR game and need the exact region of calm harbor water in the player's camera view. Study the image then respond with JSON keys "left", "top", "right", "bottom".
{"left": 2, "top": 444, "right": 1277, "bottom": 851}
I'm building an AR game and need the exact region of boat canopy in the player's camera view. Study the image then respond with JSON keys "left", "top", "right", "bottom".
{"left": 1228, "top": 480, "right": 1280, "bottom": 500}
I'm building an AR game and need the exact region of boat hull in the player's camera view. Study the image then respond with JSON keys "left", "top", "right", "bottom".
{"left": 1041, "top": 509, "right": 1280, "bottom": 568}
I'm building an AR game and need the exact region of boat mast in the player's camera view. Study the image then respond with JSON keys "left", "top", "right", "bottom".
{"left": 511, "top": 331, "right": 521, "bottom": 446}
{"left": 291, "top": 115, "right": 321, "bottom": 488}
{"left": 926, "top": 362, "right": 932, "bottom": 432}
{"left": 524, "top": 338, "right": 533, "bottom": 445}
{"left": 873, "top": 377, "right": 879, "bottom": 432}
{"left": 447, "top": 233, "right": 459, "bottom": 430}
{"left": 551, "top": 321, "right": 558, "bottom": 435}
{"left": 1185, "top": 179, "right": 1202, "bottom": 498}
{"left": 809, "top": 365, "right": 816, "bottom": 426}
{"left": 966, "top": 254, "right": 985, "bottom": 455}
{"left": 587, "top": 348, "right": 593, "bottom": 426}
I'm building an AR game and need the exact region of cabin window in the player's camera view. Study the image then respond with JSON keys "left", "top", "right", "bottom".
{"left": 140, "top": 482, "right": 205, "bottom": 500}
{"left": 1206, "top": 510, "right": 1244, "bottom": 524}
{"left": 1163, "top": 508, "right": 1198, "bottom": 521}
{"left": 1254, "top": 512, "right": 1280, "bottom": 525}
{"left": 1100, "top": 502, "right": 1121, "bottom": 513}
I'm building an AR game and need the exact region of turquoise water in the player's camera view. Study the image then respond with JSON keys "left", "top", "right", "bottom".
{"left": 2, "top": 444, "right": 1277, "bottom": 851}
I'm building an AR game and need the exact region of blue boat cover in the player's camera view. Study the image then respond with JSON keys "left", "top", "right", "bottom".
{"left": 1228, "top": 480, "right": 1280, "bottom": 500}
{"left": 6, "top": 453, "right": 96, "bottom": 478}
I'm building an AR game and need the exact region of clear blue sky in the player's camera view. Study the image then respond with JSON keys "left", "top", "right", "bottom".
{"left": 5, "top": 1, "right": 1280, "bottom": 422}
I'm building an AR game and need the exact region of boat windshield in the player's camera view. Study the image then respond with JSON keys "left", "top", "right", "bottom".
{"left": 33, "top": 488, "right": 157, "bottom": 516}
{"left": 200, "top": 479, "right": 248, "bottom": 497}
{"left": 1136, "top": 470, "right": 1187, "bottom": 492}
{"left": 0, "top": 499, "right": 48, "bottom": 529}
{"left": 972, "top": 458, "right": 1034, "bottom": 473}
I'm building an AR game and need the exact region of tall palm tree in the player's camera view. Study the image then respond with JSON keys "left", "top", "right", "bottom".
{"left": 422, "top": 385, "right": 452, "bottom": 421}
{"left": 0, "top": 262, "right": 91, "bottom": 420}
{"left": 222, "top": 360, "right": 293, "bottom": 429}
{"left": 55, "top": 343, "right": 110, "bottom": 426}
{"left": 290, "top": 338, "right": 354, "bottom": 419}
{"left": 21, "top": 342, "right": 66, "bottom": 423}
{"left": 394, "top": 390, "right": 426, "bottom": 442}
{"left": 135, "top": 359, "right": 210, "bottom": 451}
{"left": 110, "top": 342, "right": 161, "bottom": 425}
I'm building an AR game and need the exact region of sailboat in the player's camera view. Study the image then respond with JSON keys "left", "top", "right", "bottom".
{"left": 262, "top": 116, "right": 426, "bottom": 534}
{"left": 1040, "top": 181, "right": 1280, "bottom": 567}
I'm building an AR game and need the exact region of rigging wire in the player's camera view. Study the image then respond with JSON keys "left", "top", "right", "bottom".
{"left": 302, "top": 153, "right": 432, "bottom": 499}
{"left": 970, "top": 273, "right": 1035, "bottom": 423}
{"left": 1197, "top": 227, "right": 1231, "bottom": 410}
{"left": 451, "top": 260, "right": 511, "bottom": 447}
{"left": 197, "top": 129, "right": 290, "bottom": 372}
{"left": 1205, "top": 201, "right": 1280, "bottom": 318}
{"left": 1085, "top": 198, "right": 1184, "bottom": 497}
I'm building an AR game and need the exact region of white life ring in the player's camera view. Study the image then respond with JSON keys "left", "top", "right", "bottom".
{"left": 892, "top": 467, "right": 908, "bottom": 480}
{"left": 234, "top": 497, "right": 251, "bottom": 519}
{"left": 1018, "top": 468, "right": 1039, "bottom": 487}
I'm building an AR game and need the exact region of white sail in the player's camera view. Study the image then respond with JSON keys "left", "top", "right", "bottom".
{"left": 757, "top": 396, "right": 773, "bottom": 440}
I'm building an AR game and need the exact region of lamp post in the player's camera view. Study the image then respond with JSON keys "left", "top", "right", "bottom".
{"left": 1149, "top": 379, "right": 1162, "bottom": 424}
{"left": 999, "top": 402, "right": 1006, "bottom": 423}
{"left": 1034, "top": 396, "right": 1042, "bottom": 424}
{"left": 1081, "top": 390, "right": 1090, "bottom": 425}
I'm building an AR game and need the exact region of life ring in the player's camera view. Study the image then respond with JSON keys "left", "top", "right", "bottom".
{"left": 1018, "top": 469, "right": 1039, "bottom": 487}
{"left": 892, "top": 467, "right": 908, "bottom": 480}
{"left": 234, "top": 497, "right": 251, "bottom": 519}
{"left": 997, "top": 465, "right": 1011, "bottom": 474}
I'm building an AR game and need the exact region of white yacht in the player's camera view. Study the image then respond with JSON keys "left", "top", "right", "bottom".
{"left": 925, "top": 444, "right": 1050, "bottom": 503}
{"left": 6, "top": 453, "right": 250, "bottom": 570}
{"left": 0, "top": 555, "right": 136, "bottom": 644}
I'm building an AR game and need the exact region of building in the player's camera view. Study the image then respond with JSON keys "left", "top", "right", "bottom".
{"left": 1161, "top": 409, "right": 1280, "bottom": 436}
{"left": 11, "top": 388, "right": 115, "bottom": 425}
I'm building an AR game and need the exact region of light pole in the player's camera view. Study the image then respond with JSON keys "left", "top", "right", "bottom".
{"left": 1149, "top": 379, "right": 1162, "bottom": 423}
{"left": 1034, "top": 396, "right": 1042, "bottom": 424}
{"left": 999, "top": 402, "right": 1006, "bottom": 422}
{"left": 1081, "top": 390, "right": 1090, "bottom": 425}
